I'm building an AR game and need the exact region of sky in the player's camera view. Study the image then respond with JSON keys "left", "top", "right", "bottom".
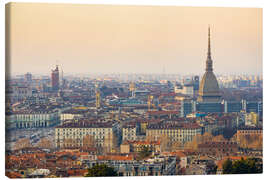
{"left": 6, "top": 3, "right": 262, "bottom": 75}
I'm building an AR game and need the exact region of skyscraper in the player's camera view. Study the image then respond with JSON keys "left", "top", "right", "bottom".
{"left": 197, "top": 27, "right": 221, "bottom": 103}
{"left": 51, "top": 65, "right": 59, "bottom": 91}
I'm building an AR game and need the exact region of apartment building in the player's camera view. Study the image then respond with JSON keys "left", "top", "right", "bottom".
{"left": 55, "top": 121, "right": 120, "bottom": 153}
{"left": 146, "top": 123, "right": 202, "bottom": 144}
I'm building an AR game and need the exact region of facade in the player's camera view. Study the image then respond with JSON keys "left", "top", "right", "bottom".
{"left": 242, "top": 100, "right": 262, "bottom": 113}
{"left": 60, "top": 109, "right": 87, "bottom": 124}
{"left": 181, "top": 84, "right": 194, "bottom": 97}
{"left": 236, "top": 126, "right": 263, "bottom": 142}
{"left": 121, "top": 140, "right": 161, "bottom": 153}
{"left": 180, "top": 99, "right": 196, "bottom": 117}
{"left": 198, "top": 141, "right": 238, "bottom": 156}
{"left": 146, "top": 123, "right": 202, "bottom": 144}
{"left": 6, "top": 110, "right": 60, "bottom": 129}
{"left": 147, "top": 111, "right": 179, "bottom": 119}
{"left": 196, "top": 102, "right": 223, "bottom": 113}
{"left": 55, "top": 121, "right": 120, "bottom": 153}
{"left": 223, "top": 101, "right": 243, "bottom": 113}
{"left": 122, "top": 123, "right": 138, "bottom": 141}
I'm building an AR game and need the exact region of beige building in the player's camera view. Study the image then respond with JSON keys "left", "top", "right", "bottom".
{"left": 122, "top": 123, "right": 137, "bottom": 141}
{"left": 55, "top": 121, "right": 120, "bottom": 153}
{"left": 146, "top": 123, "right": 202, "bottom": 144}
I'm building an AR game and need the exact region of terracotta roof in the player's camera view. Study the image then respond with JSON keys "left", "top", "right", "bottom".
{"left": 162, "top": 151, "right": 187, "bottom": 158}
{"left": 125, "top": 140, "right": 161, "bottom": 146}
{"left": 67, "top": 169, "right": 88, "bottom": 176}
{"left": 6, "top": 171, "right": 23, "bottom": 178}
{"left": 147, "top": 111, "right": 179, "bottom": 115}
{"left": 97, "top": 155, "right": 133, "bottom": 161}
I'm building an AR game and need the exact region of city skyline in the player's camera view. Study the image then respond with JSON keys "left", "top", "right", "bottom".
{"left": 5, "top": 3, "right": 263, "bottom": 178}
{"left": 7, "top": 3, "right": 262, "bottom": 75}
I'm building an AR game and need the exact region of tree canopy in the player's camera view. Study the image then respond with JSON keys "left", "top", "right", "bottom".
{"left": 85, "top": 164, "right": 118, "bottom": 177}
{"left": 222, "top": 158, "right": 262, "bottom": 174}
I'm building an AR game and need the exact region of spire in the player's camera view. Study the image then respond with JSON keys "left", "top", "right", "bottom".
{"left": 206, "top": 25, "right": 213, "bottom": 72}
{"left": 207, "top": 25, "right": 211, "bottom": 59}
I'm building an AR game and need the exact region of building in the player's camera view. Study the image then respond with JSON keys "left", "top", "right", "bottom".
{"left": 147, "top": 111, "right": 179, "bottom": 119}
{"left": 236, "top": 126, "right": 262, "bottom": 142}
{"left": 55, "top": 121, "right": 120, "bottom": 153}
{"left": 24, "top": 73, "right": 32, "bottom": 83}
{"left": 60, "top": 108, "right": 87, "bottom": 124}
{"left": 84, "top": 155, "right": 176, "bottom": 176}
{"left": 51, "top": 65, "right": 60, "bottom": 91}
{"left": 193, "top": 76, "right": 200, "bottom": 95}
{"left": 179, "top": 99, "right": 196, "bottom": 117}
{"left": 120, "top": 140, "right": 161, "bottom": 153}
{"left": 109, "top": 98, "right": 146, "bottom": 107}
{"left": 197, "top": 141, "right": 238, "bottom": 156}
{"left": 146, "top": 123, "right": 202, "bottom": 145}
{"left": 196, "top": 102, "right": 223, "bottom": 113}
{"left": 223, "top": 101, "right": 242, "bottom": 113}
{"left": 197, "top": 27, "right": 221, "bottom": 103}
{"left": 181, "top": 84, "right": 194, "bottom": 97}
{"left": 242, "top": 100, "right": 262, "bottom": 114}
{"left": 6, "top": 109, "right": 60, "bottom": 129}
{"left": 122, "top": 123, "right": 138, "bottom": 141}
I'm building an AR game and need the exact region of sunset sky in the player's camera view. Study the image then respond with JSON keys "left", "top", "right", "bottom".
{"left": 7, "top": 3, "right": 262, "bottom": 75}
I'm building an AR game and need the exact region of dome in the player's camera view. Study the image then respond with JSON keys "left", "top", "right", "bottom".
{"left": 197, "top": 27, "right": 221, "bottom": 102}
{"left": 198, "top": 71, "right": 220, "bottom": 98}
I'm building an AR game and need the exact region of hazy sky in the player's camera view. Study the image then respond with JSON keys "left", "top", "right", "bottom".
{"left": 7, "top": 3, "right": 262, "bottom": 75}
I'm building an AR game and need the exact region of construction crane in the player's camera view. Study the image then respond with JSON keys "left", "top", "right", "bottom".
{"left": 96, "top": 90, "right": 101, "bottom": 109}
{"left": 129, "top": 82, "right": 135, "bottom": 97}
{"left": 148, "top": 95, "right": 154, "bottom": 111}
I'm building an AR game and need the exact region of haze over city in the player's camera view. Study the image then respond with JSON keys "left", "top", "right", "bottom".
{"left": 5, "top": 3, "right": 263, "bottom": 178}
{"left": 7, "top": 3, "right": 262, "bottom": 75}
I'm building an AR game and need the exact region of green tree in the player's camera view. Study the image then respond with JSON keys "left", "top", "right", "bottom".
{"left": 222, "top": 159, "right": 233, "bottom": 174}
{"left": 206, "top": 163, "right": 218, "bottom": 174}
{"left": 85, "top": 164, "right": 118, "bottom": 177}
{"left": 222, "top": 158, "right": 262, "bottom": 174}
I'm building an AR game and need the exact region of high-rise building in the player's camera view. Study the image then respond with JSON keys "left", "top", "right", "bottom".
{"left": 24, "top": 72, "right": 32, "bottom": 83}
{"left": 51, "top": 65, "right": 59, "bottom": 91}
{"left": 197, "top": 27, "right": 221, "bottom": 102}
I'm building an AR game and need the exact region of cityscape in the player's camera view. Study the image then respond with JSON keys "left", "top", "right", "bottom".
{"left": 5, "top": 3, "right": 262, "bottom": 178}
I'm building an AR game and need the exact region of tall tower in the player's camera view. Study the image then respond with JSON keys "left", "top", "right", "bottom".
{"left": 51, "top": 65, "right": 60, "bottom": 92}
{"left": 96, "top": 90, "right": 101, "bottom": 109}
{"left": 197, "top": 27, "right": 221, "bottom": 102}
